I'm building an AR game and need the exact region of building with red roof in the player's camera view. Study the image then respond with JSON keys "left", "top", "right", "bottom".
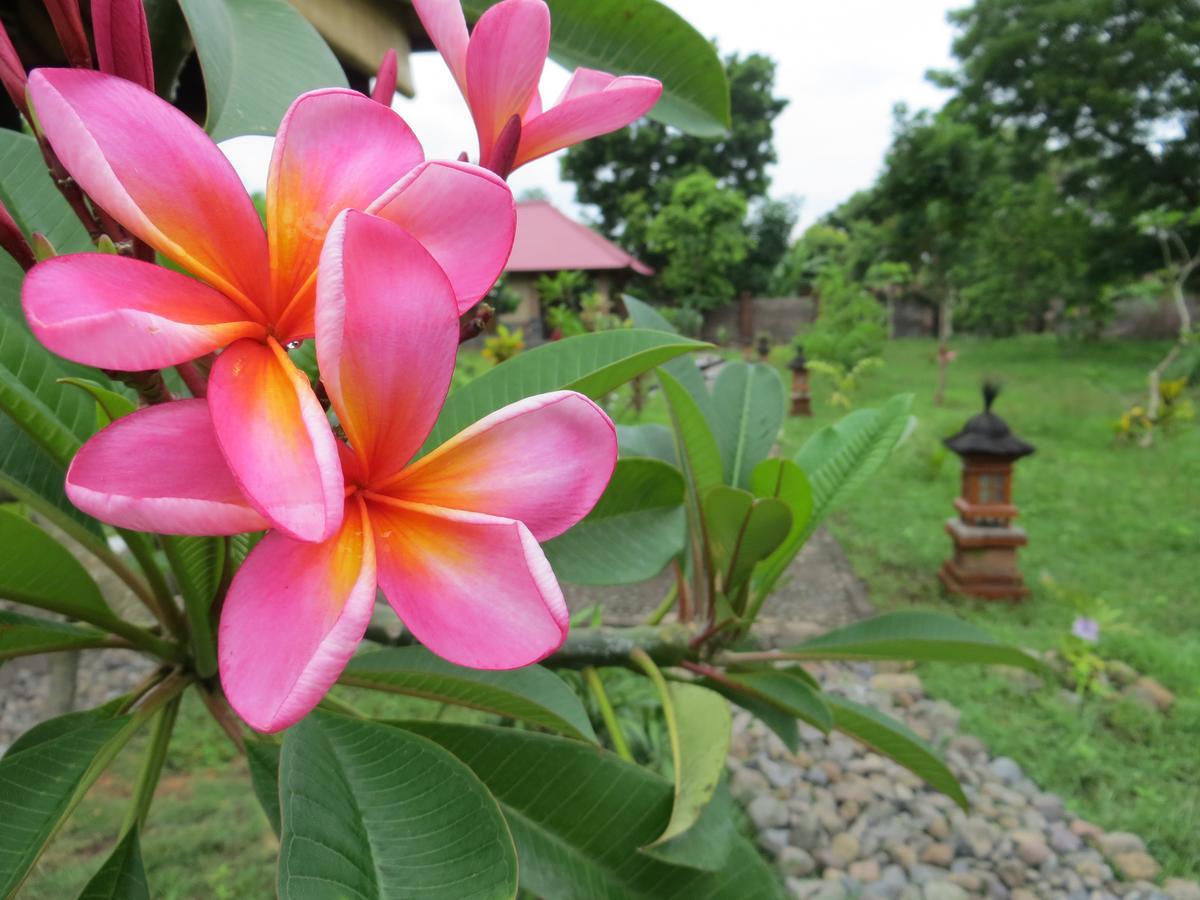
{"left": 498, "top": 201, "right": 652, "bottom": 338}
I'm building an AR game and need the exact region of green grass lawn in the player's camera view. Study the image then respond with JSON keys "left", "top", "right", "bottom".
{"left": 764, "top": 336, "right": 1200, "bottom": 877}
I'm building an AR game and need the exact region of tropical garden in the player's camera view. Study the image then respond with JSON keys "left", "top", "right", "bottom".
{"left": 0, "top": 0, "right": 1196, "bottom": 898}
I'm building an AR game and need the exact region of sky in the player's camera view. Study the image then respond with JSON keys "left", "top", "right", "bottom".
{"left": 221, "top": 0, "right": 961, "bottom": 231}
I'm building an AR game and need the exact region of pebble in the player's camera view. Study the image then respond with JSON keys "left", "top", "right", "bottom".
{"left": 724, "top": 646, "right": 1200, "bottom": 900}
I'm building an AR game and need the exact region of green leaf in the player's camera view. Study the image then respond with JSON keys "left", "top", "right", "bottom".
{"left": 0, "top": 315, "right": 95, "bottom": 468}
{"left": 0, "top": 609, "right": 109, "bottom": 660}
{"left": 826, "top": 695, "right": 967, "bottom": 810}
{"left": 162, "top": 536, "right": 224, "bottom": 678}
{"left": 622, "top": 296, "right": 719, "bottom": 431}
{"left": 245, "top": 739, "right": 282, "bottom": 837}
{"left": 461, "top": 0, "right": 730, "bottom": 136}
{"left": 402, "top": 723, "right": 784, "bottom": 899}
{"left": 0, "top": 708, "right": 138, "bottom": 896}
{"left": 699, "top": 680, "right": 798, "bottom": 751}
{"left": 702, "top": 486, "right": 791, "bottom": 600}
{"left": 795, "top": 394, "right": 914, "bottom": 529}
{"left": 278, "top": 712, "right": 518, "bottom": 900}
{"left": 616, "top": 423, "right": 678, "bottom": 466}
{"left": 544, "top": 458, "right": 686, "bottom": 585}
{"left": 79, "top": 828, "right": 150, "bottom": 900}
{"left": 785, "top": 611, "right": 1043, "bottom": 670}
{"left": 178, "top": 0, "right": 348, "bottom": 141}
{"left": 422, "top": 329, "right": 705, "bottom": 454}
{"left": 0, "top": 130, "right": 92, "bottom": 262}
{"left": 720, "top": 669, "right": 833, "bottom": 733}
{"left": 645, "top": 679, "right": 731, "bottom": 848}
{"left": 341, "top": 646, "right": 597, "bottom": 742}
{"left": 641, "top": 775, "right": 735, "bottom": 871}
{"left": 659, "top": 369, "right": 723, "bottom": 495}
{"left": 749, "top": 458, "right": 813, "bottom": 591}
{"left": 712, "top": 362, "right": 785, "bottom": 489}
{"left": 58, "top": 377, "right": 136, "bottom": 428}
{"left": 0, "top": 508, "right": 116, "bottom": 625}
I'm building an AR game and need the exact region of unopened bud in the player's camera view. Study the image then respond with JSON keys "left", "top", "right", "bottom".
{"left": 486, "top": 114, "right": 522, "bottom": 180}
{"left": 0, "top": 200, "right": 35, "bottom": 271}
{"left": 96, "top": 234, "right": 118, "bottom": 254}
{"left": 43, "top": 0, "right": 94, "bottom": 69}
{"left": 92, "top": 0, "right": 155, "bottom": 91}
{"left": 31, "top": 232, "right": 58, "bottom": 261}
{"left": 0, "top": 21, "right": 28, "bottom": 118}
{"left": 370, "top": 48, "right": 397, "bottom": 107}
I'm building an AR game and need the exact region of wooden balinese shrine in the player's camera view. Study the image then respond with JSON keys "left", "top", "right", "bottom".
{"left": 788, "top": 345, "right": 812, "bottom": 416}
{"left": 938, "top": 384, "right": 1035, "bottom": 600}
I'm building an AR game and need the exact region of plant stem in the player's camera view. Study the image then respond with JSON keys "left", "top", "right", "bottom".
{"left": 121, "top": 692, "right": 181, "bottom": 834}
{"left": 643, "top": 582, "right": 678, "bottom": 626}
{"left": 198, "top": 687, "right": 246, "bottom": 753}
{"left": 119, "top": 529, "right": 187, "bottom": 640}
{"left": 582, "top": 666, "right": 634, "bottom": 762}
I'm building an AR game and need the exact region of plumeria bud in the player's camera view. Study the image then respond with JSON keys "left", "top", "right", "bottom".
{"left": 370, "top": 48, "right": 397, "bottom": 107}
{"left": 0, "top": 21, "right": 29, "bottom": 118}
{"left": 0, "top": 200, "right": 35, "bottom": 271}
{"left": 486, "top": 114, "right": 522, "bottom": 179}
{"left": 96, "top": 233, "right": 118, "bottom": 254}
{"left": 92, "top": 0, "right": 155, "bottom": 91}
{"left": 44, "top": 0, "right": 94, "bottom": 69}
{"left": 458, "top": 302, "right": 494, "bottom": 343}
{"left": 31, "top": 231, "right": 58, "bottom": 261}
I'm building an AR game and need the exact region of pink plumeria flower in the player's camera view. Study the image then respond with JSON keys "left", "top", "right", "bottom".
{"left": 22, "top": 69, "right": 515, "bottom": 542}
{"left": 66, "top": 211, "right": 617, "bottom": 731}
{"left": 413, "top": 0, "right": 663, "bottom": 176}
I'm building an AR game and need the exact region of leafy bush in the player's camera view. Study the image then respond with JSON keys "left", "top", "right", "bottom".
{"left": 481, "top": 324, "right": 525, "bottom": 365}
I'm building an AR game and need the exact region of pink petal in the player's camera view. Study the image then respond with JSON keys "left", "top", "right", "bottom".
{"left": 316, "top": 211, "right": 458, "bottom": 485}
{"left": 22, "top": 253, "right": 263, "bottom": 370}
{"left": 381, "top": 391, "right": 616, "bottom": 541}
{"left": 464, "top": 0, "right": 550, "bottom": 166}
{"left": 411, "top": 0, "right": 470, "bottom": 96}
{"left": 368, "top": 160, "right": 515, "bottom": 312}
{"left": 92, "top": 0, "right": 155, "bottom": 92}
{"left": 208, "top": 338, "right": 344, "bottom": 543}
{"left": 27, "top": 69, "right": 269, "bottom": 316}
{"left": 368, "top": 498, "right": 568, "bottom": 668}
{"left": 265, "top": 88, "right": 424, "bottom": 332}
{"left": 515, "top": 72, "right": 663, "bottom": 169}
{"left": 219, "top": 497, "right": 376, "bottom": 733}
{"left": 65, "top": 399, "right": 268, "bottom": 535}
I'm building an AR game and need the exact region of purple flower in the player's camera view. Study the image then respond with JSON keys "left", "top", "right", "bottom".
{"left": 1071, "top": 617, "right": 1100, "bottom": 643}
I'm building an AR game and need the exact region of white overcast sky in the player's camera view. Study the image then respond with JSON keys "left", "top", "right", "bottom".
{"left": 222, "top": 0, "right": 960, "bottom": 230}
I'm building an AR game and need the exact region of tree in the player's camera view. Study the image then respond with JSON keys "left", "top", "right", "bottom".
{"left": 737, "top": 195, "right": 799, "bottom": 297}
{"left": 931, "top": 0, "right": 1200, "bottom": 282}
{"left": 643, "top": 171, "right": 749, "bottom": 310}
{"left": 561, "top": 52, "right": 787, "bottom": 246}
{"left": 864, "top": 260, "right": 912, "bottom": 338}
{"left": 772, "top": 222, "right": 850, "bottom": 295}
{"left": 802, "top": 264, "right": 887, "bottom": 371}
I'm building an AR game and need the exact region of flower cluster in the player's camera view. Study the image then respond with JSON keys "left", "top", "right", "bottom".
{"left": 17, "top": 0, "right": 661, "bottom": 732}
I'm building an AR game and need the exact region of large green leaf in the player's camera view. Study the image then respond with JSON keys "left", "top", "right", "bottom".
{"left": 616, "top": 423, "right": 678, "bottom": 466}
{"left": 644, "top": 679, "right": 731, "bottom": 849}
{"left": 748, "top": 458, "right": 813, "bottom": 597}
{"left": 460, "top": 0, "right": 730, "bottom": 136}
{"left": 720, "top": 669, "right": 833, "bottom": 733}
{"left": 162, "top": 536, "right": 225, "bottom": 677}
{"left": 826, "top": 695, "right": 967, "bottom": 810}
{"left": 422, "top": 329, "right": 704, "bottom": 454}
{"left": 622, "top": 296, "right": 719, "bottom": 431}
{"left": 245, "top": 739, "right": 282, "bottom": 837}
{"left": 0, "top": 609, "right": 110, "bottom": 659}
{"left": 786, "top": 611, "right": 1043, "bottom": 670}
{"left": 0, "top": 130, "right": 92, "bottom": 262}
{"left": 544, "top": 458, "right": 685, "bottom": 585}
{"left": 341, "top": 646, "right": 597, "bottom": 742}
{"left": 0, "top": 508, "right": 115, "bottom": 624}
{"left": 712, "top": 362, "right": 785, "bottom": 489}
{"left": 0, "top": 707, "right": 137, "bottom": 896}
{"left": 659, "top": 370, "right": 723, "bottom": 495}
{"left": 642, "top": 775, "right": 735, "bottom": 871}
{"left": 402, "top": 723, "right": 784, "bottom": 899}
{"left": 795, "top": 394, "right": 914, "bottom": 529}
{"left": 278, "top": 712, "right": 517, "bottom": 900}
{"left": 178, "top": 0, "right": 348, "bottom": 141}
{"left": 702, "top": 486, "right": 791, "bottom": 603}
{"left": 79, "top": 828, "right": 150, "bottom": 900}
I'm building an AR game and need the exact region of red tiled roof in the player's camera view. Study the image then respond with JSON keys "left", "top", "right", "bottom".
{"left": 506, "top": 201, "right": 653, "bottom": 276}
